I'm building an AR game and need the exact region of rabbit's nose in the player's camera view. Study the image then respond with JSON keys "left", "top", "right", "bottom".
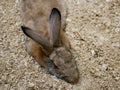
{"left": 71, "top": 77, "right": 79, "bottom": 84}
{"left": 69, "top": 72, "right": 79, "bottom": 84}
{"left": 63, "top": 75, "right": 79, "bottom": 84}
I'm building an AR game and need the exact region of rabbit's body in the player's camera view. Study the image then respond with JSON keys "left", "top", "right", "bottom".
{"left": 20, "top": 0, "right": 79, "bottom": 84}
{"left": 21, "top": 0, "right": 68, "bottom": 66}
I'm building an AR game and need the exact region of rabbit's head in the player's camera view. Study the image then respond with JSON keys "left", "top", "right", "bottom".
{"left": 49, "top": 47, "right": 79, "bottom": 84}
{"left": 21, "top": 8, "right": 79, "bottom": 84}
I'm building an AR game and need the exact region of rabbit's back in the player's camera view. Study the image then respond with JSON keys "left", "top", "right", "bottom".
{"left": 20, "top": 0, "right": 79, "bottom": 84}
{"left": 21, "top": 0, "right": 66, "bottom": 40}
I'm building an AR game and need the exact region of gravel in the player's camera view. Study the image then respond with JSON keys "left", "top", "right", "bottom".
{"left": 0, "top": 0, "right": 120, "bottom": 90}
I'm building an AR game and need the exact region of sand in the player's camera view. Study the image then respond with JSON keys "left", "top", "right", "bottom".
{"left": 0, "top": 0, "right": 120, "bottom": 90}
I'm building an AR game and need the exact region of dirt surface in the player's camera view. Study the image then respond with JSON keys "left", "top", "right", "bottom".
{"left": 0, "top": 0, "right": 120, "bottom": 90}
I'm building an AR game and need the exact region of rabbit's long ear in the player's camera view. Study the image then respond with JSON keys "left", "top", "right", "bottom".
{"left": 49, "top": 8, "right": 61, "bottom": 46}
{"left": 21, "top": 26, "right": 53, "bottom": 52}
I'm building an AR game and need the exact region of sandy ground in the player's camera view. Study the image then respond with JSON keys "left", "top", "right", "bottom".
{"left": 0, "top": 0, "right": 120, "bottom": 90}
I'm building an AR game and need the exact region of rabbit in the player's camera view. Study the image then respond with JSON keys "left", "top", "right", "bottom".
{"left": 20, "top": 0, "right": 79, "bottom": 84}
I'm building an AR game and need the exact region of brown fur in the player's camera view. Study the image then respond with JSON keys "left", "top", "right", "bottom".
{"left": 21, "top": 0, "right": 68, "bottom": 66}
{"left": 20, "top": 0, "right": 79, "bottom": 84}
